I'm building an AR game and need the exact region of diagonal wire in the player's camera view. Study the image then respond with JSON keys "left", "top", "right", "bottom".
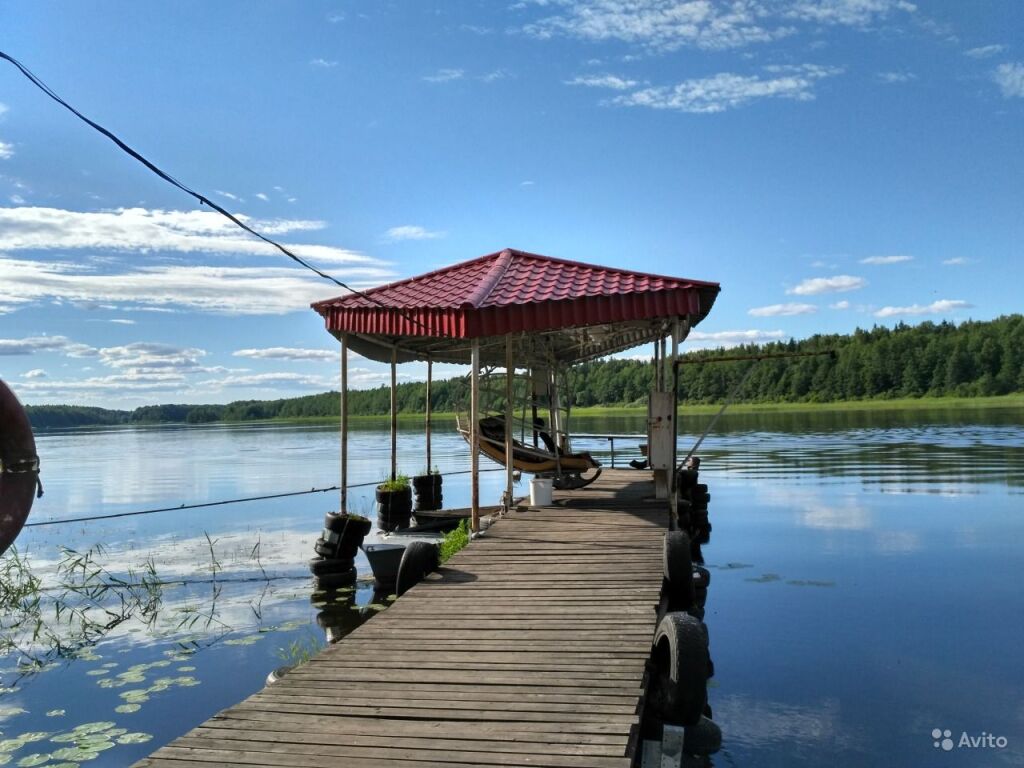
{"left": 0, "top": 49, "right": 428, "bottom": 330}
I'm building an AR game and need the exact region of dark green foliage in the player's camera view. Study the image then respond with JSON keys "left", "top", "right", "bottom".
{"left": 22, "top": 315, "right": 1024, "bottom": 428}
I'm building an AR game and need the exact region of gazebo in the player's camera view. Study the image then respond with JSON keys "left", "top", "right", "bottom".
{"left": 312, "top": 248, "right": 720, "bottom": 529}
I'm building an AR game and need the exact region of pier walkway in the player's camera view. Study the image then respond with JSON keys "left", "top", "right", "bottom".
{"left": 135, "top": 469, "right": 667, "bottom": 768}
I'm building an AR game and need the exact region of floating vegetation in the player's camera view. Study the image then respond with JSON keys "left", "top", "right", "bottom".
{"left": 45, "top": 710, "right": 64, "bottom": 717}
{"left": 786, "top": 579, "right": 837, "bottom": 588}
{"left": 223, "top": 634, "right": 263, "bottom": 646}
{"left": 115, "top": 703, "right": 141, "bottom": 714}
{"left": 117, "top": 732, "right": 153, "bottom": 745}
{"left": 745, "top": 573, "right": 782, "bottom": 583}
{"left": 15, "top": 754, "right": 49, "bottom": 766}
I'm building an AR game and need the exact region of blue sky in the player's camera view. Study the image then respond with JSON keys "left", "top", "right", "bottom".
{"left": 0, "top": 1, "right": 1021, "bottom": 408}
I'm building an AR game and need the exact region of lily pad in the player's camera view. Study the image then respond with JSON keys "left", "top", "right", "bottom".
{"left": 0, "top": 741, "right": 24, "bottom": 753}
{"left": 0, "top": 754, "right": 10, "bottom": 766}
{"left": 50, "top": 747, "right": 100, "bottom": 761}
{"left": 71, "top": 722, "right": 115, "bottom": 735}
{"left": 85, "top": 669, "right": 109, "bottom": 676}
{"left": 45, "top": 710, "right": 65, "bottom": 717}
{"left": 176, "top": 666, "right": 196, "bottom": 672}
{"left": 115, "top": 704, "right": 141, "bottom": 714}
{"left": 15, "top": 754, "right": 49, "bottom": 767}
{"left": 14, "top": 734, "right": 48, "bottom": 744}
{"left": 223, "top": 635, "right": 262, "bottom": 646}
{"left": 119, "top": 691, "right": 150, "bottom": 704}
{"left": 101, "top": 663, "right": 119, "bottom": 669}
{"left": 117, "top": 732, "right": 152, "bottom": 745}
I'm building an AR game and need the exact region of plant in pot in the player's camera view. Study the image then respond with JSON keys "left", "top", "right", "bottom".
{"left": 376, "top": 474, "right": 412, "bottom": 532}
{"left": 413, "top": 466, "right": 443, "bottom": 512}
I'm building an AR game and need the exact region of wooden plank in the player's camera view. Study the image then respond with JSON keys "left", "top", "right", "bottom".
{"left": 132, "top": 471, "right": 667, "bottom": 768}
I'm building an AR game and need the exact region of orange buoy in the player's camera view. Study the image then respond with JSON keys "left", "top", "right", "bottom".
{"left": 0, "top": 379, "right": 40, "bottom": 556}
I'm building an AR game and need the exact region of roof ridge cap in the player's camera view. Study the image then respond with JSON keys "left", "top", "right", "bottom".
{"left": 461, "top": 248, "right": 515, "bottom": 308}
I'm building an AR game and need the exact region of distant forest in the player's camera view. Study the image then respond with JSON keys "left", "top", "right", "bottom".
{"left": 24, "top": 315, "right": 1024, "bottom": 428}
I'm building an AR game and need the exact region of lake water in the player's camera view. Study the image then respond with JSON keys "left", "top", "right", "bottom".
{"left": 1, "top": 408, "right": 1023, "bottom": 767}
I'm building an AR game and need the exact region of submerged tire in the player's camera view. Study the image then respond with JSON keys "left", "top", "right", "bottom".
{"left": 683, "top": 716, "right": 722, "bottom": 756}
{"left": 693, "top": 566, "right": 710, "bottom": 590}
{"left": 309, "top": 556, "right": 356, "bottom": 576}
{"left": 314, "top": 567, "right": 357, "bottom": 591}
{"left": 649, "top": 612, "right": 710, "bottom": 727}
{"left": 395, "top": 540, "right": 440, "bottom": 596}
{"left": 663, "top": 531, "right": 696, "bottom": 608}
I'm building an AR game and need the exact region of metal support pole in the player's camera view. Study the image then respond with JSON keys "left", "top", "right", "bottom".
{"left": 390, "top": 347, "right": 397, "bottom": 482}
{"left": 339, "top": 334, "right": 348, "bottom": 514}
{"left": 669, "top": 319, "right": 681, "bottom": 528}
{"left": 609, "top": 437, "right": 615, "bottom": 468}
{"left": 549, "top": 367, "right": 562, "bottom": 477}
{"left": 504, "top": 337, "right": 514, "bottom": 511}
{"left": 470, "top": 339, "right": 480, "bottom": 532}
{"left": 660, "top": 336, "right": 668, "bottom": 392}
{"left": 425, "top": 357, "right": 432, "bottom": 474}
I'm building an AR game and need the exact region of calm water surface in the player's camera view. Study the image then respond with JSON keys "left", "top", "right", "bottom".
{"left": 1, "top": 409, "right": 1022, "bottom": 767}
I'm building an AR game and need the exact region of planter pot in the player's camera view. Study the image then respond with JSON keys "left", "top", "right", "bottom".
{"left": 376, "top": 485, "right": 412, "bottom": 532}
{"left": 413, "top": 474, "right": 443, "bottom": 512}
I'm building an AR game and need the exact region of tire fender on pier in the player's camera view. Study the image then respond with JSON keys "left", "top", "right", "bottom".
{"left": 649, "top": 611, "right": 710, "bottom": 727}
{"left": 0, "top": 380, "right": 40, "bottom": 558}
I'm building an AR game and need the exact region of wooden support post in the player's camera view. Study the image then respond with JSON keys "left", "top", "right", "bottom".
{"left": 390, "top": 346, "right": 397, "bottom": 482}
{"left": 470, "top": 339, "right": 480, "bottom": 532}
{"left": 659, "top": 336, "right": 667, "bottom": 392}
{"left": 339, "top": 334, "right": 348, "bottom": 514}
{"left": 504, "top": 336, "right": 514, "bottom": 511}
{"left": 549, "top": 367, "right": 562, "bottom": 477}
{"left": 425, "top": 357, "right": 432, "bottom": 474}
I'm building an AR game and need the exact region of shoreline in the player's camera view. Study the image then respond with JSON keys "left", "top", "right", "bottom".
{"left": 31, "top": 393, "right": 1024, "bottom": 430}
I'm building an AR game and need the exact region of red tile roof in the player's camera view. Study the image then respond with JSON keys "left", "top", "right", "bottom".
{"left": 312, "top": 248, "right": 719, "bottom": 339}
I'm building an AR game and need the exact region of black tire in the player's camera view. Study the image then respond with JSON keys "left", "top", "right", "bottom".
{"left": 313, "top": 538, "right": 335, "bottom": 558}
{"left": 323, "top": 513, "right": 372, "bottom": 538}
{"left": 309, "top": 556, "right": 356, "bottom": 576}
{"left": 265, "top": 665, "right": 292, "bottom": 685}
{"left": 683, "top": 716, "right": 722, "bottom": 756}
{"left": 676, "top": 469, "right": 699, "bottom": 491}
{"left": 663, "top": 531, "right": 696, "bottom": 608}
{"left": 395, "top": 540, "right": 440, "bottom": 596}
{"left": 649, "top": 612, "right": 710, "bottom": 727}
{"left": 693, "top": 566, "right": 710, "bottom": 590}
{"left": 314, "top": 567, "right": 357, "bottom": 590}
{"left": 694, "top": 483, "right": 708, "bottom": 495}
{"left": 377, "top": 512, "right": 412, "bottom": 533}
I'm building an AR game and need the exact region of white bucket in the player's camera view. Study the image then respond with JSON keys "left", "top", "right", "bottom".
{"left": 530, "top": 477, "right": 553, "bottom": 506}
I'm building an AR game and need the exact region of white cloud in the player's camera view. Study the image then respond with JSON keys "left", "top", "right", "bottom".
{"left": 788, "top": 275, "right": 867, "bottom": 295}
{"left": 0, "top": 207, "right": 380, "bottom": 266}
{"left": 687, "top": 329, "right": 788, "bottom": 349}
{"left": 196, "top": 372, "right": 334, "bottom": 390}
{"left": 310, "top": 58, "right": 339, "bottom": 68}
{"left": 565, "top": 74, "right": 638, "bottom": 90}
{"left": 0, "top": 255, "right": 379, "bottom": 316}
{"left": 254, "top": 192, "right": 269, "bottom": 202}
{"left": 859, "top": 254, "right": 912, "bottom": 264}
{"left": 108, "top": 318, "right": 137, "bottom": 325}
{"left": 783, "top": 0, "right": 916, "bottom": 27}
{"left": 0, "top": 335, "right": 97, "bottom": 357}
{"left": 993, "top": 62, "right": 1024, "bottom": 98}
{"left": 609, "top": 65, "right": 842, "bottom": 113}
{"left": 522, "top": 0, "right": 913, "bottom": 51}
{"left": 384, "top": 225, "right": 445, "bottom": 241}
{"left": 423, "top": 68, "right": 465, "bottom": 83}
{"left": 964, "top": 44, "right": 1005, "bottom": 58}
{"left": 460, "top": 24, "right": 493, "bottom": 35}
{"left": 829, "top": 300, "right": 851, "bottom": 310}
{"left": 942, "top": 257, "right": 970, "bottom": 266}
{"left": 748, "top": 303, "right": 817, "bottom": 317}
{"left": 874, "top": 299, "right": 972, "bottom": 318}
{"left": 877, "top": 71, "right": 916, "bottom": 83}
{"left": 480, "top": 70, "right": 512, "bottom": 83}
{"left": 327, "top": 12, "right": 345, "bottom": 23}
{"left": 233, "top": 347, "right": 337, "bottom": 361}
{"left": 9, "top": 194, "right": 24, "bottom": 204}
{"left": 215, "top": 190, "right": 242, "bottom": 202}
{"left": 520, "top": 180, "right": 535, "bottom": 187}
{"left": 98, "top": 342, "right": 207, "bottom": 373}
{"left": 0, "top": 102, "right": 7, "bottom": 117}
{"left": 523, "top": 0, "right": 795, "bottom": 51}
{"left": 23, "top": 369, "right": 47, "bottom": 379}
{"left": 0, "top": 141, "right": 13, "bottom": 160}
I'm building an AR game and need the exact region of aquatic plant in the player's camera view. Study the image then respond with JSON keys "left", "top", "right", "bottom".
{"left": 378, "top": 474, "right": 410, "bottom": 492}
{"left": 439, "top": 519, "right": 470, "bottom": 564}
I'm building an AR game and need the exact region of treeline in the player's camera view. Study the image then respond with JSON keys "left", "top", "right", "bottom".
{"left": 24, "top": 315, "right": 1024, "bottom": 428}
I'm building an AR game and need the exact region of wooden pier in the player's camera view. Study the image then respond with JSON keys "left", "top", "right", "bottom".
{"left": 135, "top": 469, "right": 668, "bottom": 768}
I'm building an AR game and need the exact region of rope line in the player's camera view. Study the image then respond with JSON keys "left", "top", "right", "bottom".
{"left": 23, "top": 467, "right": 506, "bottom": 528}
{"left": 0, "top": 49, "right": 429, "bottom": 331}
